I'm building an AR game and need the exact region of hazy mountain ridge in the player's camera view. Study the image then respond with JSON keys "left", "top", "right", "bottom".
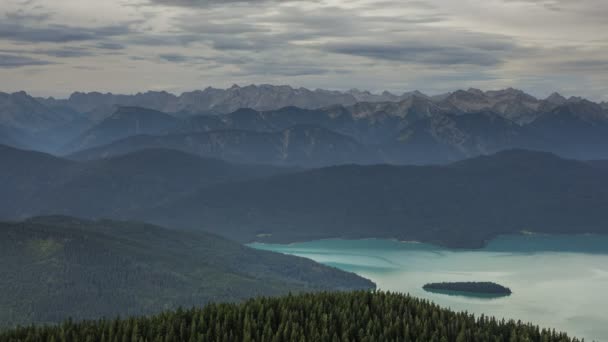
{"left": 34, "top": 85, "right": 607, "bottom": 122}
{"left": 40, "top": 84, "right": 426, "bottom": 116}
{"left": 0, "top": 145, "right": 291, "bottom": 219}
{"left": 4, "top": 144, "right": 607, "bottom": 249}
{"left": 0, "top": 91, "right": 74, "bottom": 131}
{"left": 138, "top": 149, "right": 608, "bottom": 248}
{"left": 69, "top": 125, "right": 373, "bottom": 167}
{"left": 63, "top": 106, "right": 181, "bottom": 152}
{"left": 0, "top": 91, "right": 92, "bottom": 152}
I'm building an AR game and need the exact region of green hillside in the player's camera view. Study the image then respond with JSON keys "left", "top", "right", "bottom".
{"left": 0, "top": 217, "right": 373, "bottom": 328}
{"left": 0, "top": 291, "right": 580, "bottom": 342}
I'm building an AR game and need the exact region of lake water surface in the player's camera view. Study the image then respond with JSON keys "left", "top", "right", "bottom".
{"left": 250, "top": 235, "right": 608, "bottom": 342}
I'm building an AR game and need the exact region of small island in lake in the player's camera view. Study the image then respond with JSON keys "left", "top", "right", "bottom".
{"left": 423, "top": 282, "right": 512, "bottom": 298}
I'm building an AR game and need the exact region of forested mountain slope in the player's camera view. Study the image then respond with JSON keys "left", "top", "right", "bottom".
{"left": 0, "top": 217, "right": 373, "bottom": 328}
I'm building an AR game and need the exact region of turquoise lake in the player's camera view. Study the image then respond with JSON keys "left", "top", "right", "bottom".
{"left": 250, "top": 234, "right": 608, "bottom": 342}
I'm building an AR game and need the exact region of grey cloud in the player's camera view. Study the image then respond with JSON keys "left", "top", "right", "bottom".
{"left": 175, "top": 21, "right": 270, "bottom": 35}
{"left": 0, "top": 47, "right": 100, "bottom": 58}
{"left": 158, "top": 53, "right": 214, "bottom": 64}
{"left": 209, "top": 35, "right": 282, "bottom": 51}
{"left": 96, "top": 42, "right": 126, "bottom": 50}
{"left": 159, "top": 53, "right": 191, "bottom": 63}
{"left": 167, "top": 4, "right": 446, "bottom": 55}
{"left": 34, "top": 47, "right": 94, "bottom": 58}
{"left": 501, "top": 0, "right": 566, "bottom": 11}
{"left": 501, "top": 0, "right": 608, "bottom": 15}
{"left": 0, "top": 54, "right": 52, "bottom": 68}
{"left": 126, "top": 33, "right": 202, "bottom": 47}
{"left": 0, "top": 22, "right": 132, "bottom": 43}
{"left": 558, "top": 59, "right": 608, "bottom": 70}
{"left": 4, "top": 10, "right": 52, "bottom": 22}
{"left": 147, "top": 0, "right": 304, "bottom": 7}
{"left": 233, "top": 63, "right": 333, "bottom": 77}
{"left": 321, "top": 42, "right": 503, "bottom": 66}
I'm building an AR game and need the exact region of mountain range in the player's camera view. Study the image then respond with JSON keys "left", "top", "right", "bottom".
{"left": 2, "top": 85, "right": 607, "bottom": 164}
{"left": 2, "top": 145, "right": 607, "bottom": 248}
{"left": 68, "top": 92, "right": 608, "bottom": 165}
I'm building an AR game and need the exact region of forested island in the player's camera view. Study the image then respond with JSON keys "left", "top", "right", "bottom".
{"left": 0, "top": 291, "right": 579, "bottom": 342}
{"left": 423, "top": 282, "right": 512, "bottom": 297}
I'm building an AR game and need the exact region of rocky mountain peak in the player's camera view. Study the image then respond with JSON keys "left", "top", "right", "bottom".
{"left": 567, "top": 96, "right": 584, "bottom": 103}
{"left": 545, "top": 92, "right": 567, "bottom": 105}
{"left": 466, "top": 88, "right": 484, "bottom": 96}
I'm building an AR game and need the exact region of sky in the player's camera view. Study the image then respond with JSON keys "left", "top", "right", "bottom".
{"left": 0, "top": 0, "right": 607, "bottom": 100}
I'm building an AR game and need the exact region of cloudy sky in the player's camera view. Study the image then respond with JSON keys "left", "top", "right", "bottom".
{"left": 0, "top": 0, "right": 607, "bottom": 100}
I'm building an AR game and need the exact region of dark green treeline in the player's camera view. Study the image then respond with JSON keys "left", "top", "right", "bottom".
{"left": 1, "top": 291, "right": 581, "bottom": 342}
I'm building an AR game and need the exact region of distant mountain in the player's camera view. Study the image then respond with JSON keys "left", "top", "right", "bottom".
{"left": 42, "top": 85, "right": 357, "bottom": 116}
{"left": 382, "top": 111, "right": 528, "bottom": 164}
{"left": 0, "top": 144, "right": 76, "bottom": 218}
{"left": 346, "top": 89, "right": 429, "bottom": 103}
{"left": 177, "top": 84, "right": 359, "bottom": 114}
{"left": 65, "top": 92, "right": 608, "bottom": 164}
{"left": 70, "top": 125, "right": 374, "bottom": 167}
{"left": 0, "top": 124, "right": 26, "bottom": 149}
{"left": 64, "top": 96, "right": 469, "bottom": 164}
{"left": 40, "top": 85, "right": 436, "bottom": 118}
{"left": 0, "top": 91, "right": 72, "bottom": 132}
{"left": 0, "top": 92, "right": 89, "bottom": 152}
{"left": 526, "top": 100, "right": 608, "bottom": 159}
{"left": 28, "top": 86, "right": 608, "bottom": 125}
{"left": 140, "top": 150, "right": 608, "bottom": 248}
{"left": 438, "top": 88, "right": 542, "bottom": 124}
{"left": 601, "top": 101, "right": 608, "bottom": 110}
{"left": 0, "top": 145, "right": 289, "bottom": 219}
{"left": 0, "top": 216, "right": 373, "bottom": 327}
{"left": 5, "top": 86, "right": 608, "bottom": 164}
{"left": 545, "top": 92, "right": 568, "bottom": 106}
{"left": 63, "top": 106, "right": 180, "bottom": 152}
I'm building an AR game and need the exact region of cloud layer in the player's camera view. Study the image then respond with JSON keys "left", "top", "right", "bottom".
{"left": 0, "top": 0, "right": 606, "bottom": 100}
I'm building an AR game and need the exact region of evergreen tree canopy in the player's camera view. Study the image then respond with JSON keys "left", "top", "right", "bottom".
{"left": 0, "top": 291, "right": 582, "bottom": 342}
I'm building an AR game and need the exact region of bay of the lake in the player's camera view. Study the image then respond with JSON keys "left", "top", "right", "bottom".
{"left": 250, "top": 234, "right": 608, "bottom": 341}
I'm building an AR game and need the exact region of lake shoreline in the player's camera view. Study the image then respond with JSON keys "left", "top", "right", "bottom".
{"left": 249, "top": 231, "right": 608, "bottom": 253}
{"left": 250, "top": 234, "right": 608, "bottom": 342}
